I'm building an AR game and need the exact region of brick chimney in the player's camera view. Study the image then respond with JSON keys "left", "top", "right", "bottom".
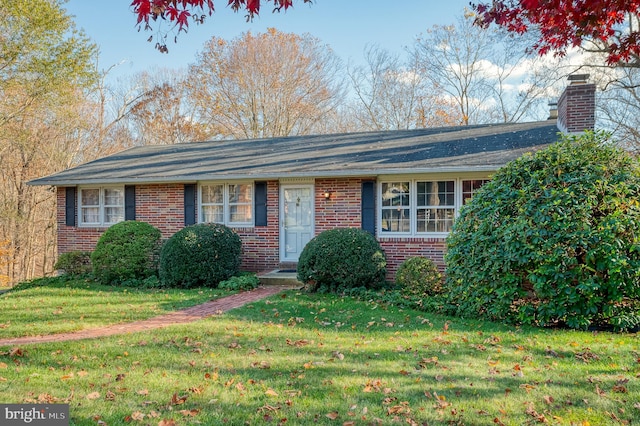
{"left": 556, "top": 74, "right": 596, "bottom": 133}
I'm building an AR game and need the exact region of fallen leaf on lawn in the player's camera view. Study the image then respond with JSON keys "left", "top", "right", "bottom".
{"left": 131, "top": 411, "right": 145, "bottom": 421}
{"left": 158, "top": 420, "right": 176, "bottom": 426}
{"left": 519, "top": 384, "right": 536, "bottom": 392}
{"left": 86, "top": 392, "right": 100, "bottom": 400}
{"left": 576, "top": 350, "right": 600, "bottom": 363}
{"left": 38, "top": 393, "right": 59, "bottom": 403}
{"left": 325, "top": 411, "right": 339, "bottom": 420}
{"left": 105, "top": 391, "right": 116, "bottom": 401}
{"left": 77, "top": 371, "right": 88, "bottom": 377}
{"left": 613, "top": 385, "right": 627, "bottom": 393}
{"left": 170, "top": 393, "right": 188, "bottom": 405}
{"left": 189, "top": 386, "right": 203, "bottom": 394}
{"left": 387, "top": 404, "right": 410, "bottom": 415}
{"left": 434, "top": 394, "right": 450, "bottom": 409}
{"left": 9, "top": 347, "right": 23, "bottom": 357}
{"left": 287, "top": 339, "right": 310, "bottom": 347}
{"left": 251, "top": 361, "right": 271, "bottom": 369}
{"left": 543, "top": 395, "right": 554, "bottom": 404}
{"left": 331, "top": 351, "right": 344, "bottom": 360}
{"left": 257, "top": 404, "right": 280, "bottom": 412}
{"left": 0, "top": 362, "right": 7, "bottom": 369}
{"left": 265, "top": 388, "right": 279, "bottom": 397}
{"left": 525, "top": 403, "right": 547, "bottom": 423}
{"left": 137, "top": 389, "right": 149, "bottom": 396}
{"left": 179, "top": 409, "right": 199, "bottom": 417}
{"left": 60, "top": 373, "right": 74, "bottom": 380}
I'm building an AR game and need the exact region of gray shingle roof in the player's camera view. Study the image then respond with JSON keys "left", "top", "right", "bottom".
{"left": 29, "top": 120, "right": 560, "bottom": 186}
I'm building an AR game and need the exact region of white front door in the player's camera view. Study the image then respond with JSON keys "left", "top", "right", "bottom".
{"left": 280, "top": 185, "right": 314, "bottom": 262}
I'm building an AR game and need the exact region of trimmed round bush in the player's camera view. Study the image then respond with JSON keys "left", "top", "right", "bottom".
{"left": 297, "top": 227, "right": 386, "bottom": 293}
{"left": 396, "top": 256, "right": 443, "bottom": 297}
{"left": 159, "top": 223, "right": 241, "bottom": 288}
{"left": 444, "top": 131, "right": 640, "bottom": 331}
{"left": 91, "top": 221, "right": 162, "bottom": 285}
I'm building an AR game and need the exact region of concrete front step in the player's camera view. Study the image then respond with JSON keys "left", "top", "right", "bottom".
{"left": 258, "top": 270, "right": 303, "bottom": 287}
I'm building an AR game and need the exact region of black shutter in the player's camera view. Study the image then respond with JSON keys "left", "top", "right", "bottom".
{"left": 125, "top": 185, "right": 136, "bottom": 221}
{"left": 361, "top": 181, "right": 375, "bottom": 235}
{"left": 65, "top": 187, "right": 76, "bottom": 227}
{"left": 254, "top": 181, "right": 267, "bottom": 227}
{"left": 184, "top": 184, "right": 196, "bottom": 226}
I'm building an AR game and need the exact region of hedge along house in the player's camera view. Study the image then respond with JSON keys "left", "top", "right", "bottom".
{"left": 29, "top": 76, "right": 595, "bottom": 279}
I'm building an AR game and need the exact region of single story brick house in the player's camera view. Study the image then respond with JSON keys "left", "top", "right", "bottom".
{"left": 30, "top": 76, "right": 595, "bottom": 278}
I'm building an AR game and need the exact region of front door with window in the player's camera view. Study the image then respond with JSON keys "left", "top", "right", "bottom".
{"left": 280, "top": 185, "right": 314, "bottom": 262}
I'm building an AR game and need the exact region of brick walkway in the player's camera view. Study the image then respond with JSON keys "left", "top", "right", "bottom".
{"left": 0, "top": 285, "right": 294, "bottom": 347}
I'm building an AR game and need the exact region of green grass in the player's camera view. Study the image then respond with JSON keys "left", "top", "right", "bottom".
{"left": 0, "top": 277, "right": 230, "bottom": 338}
{"left": 0, "top": 281, "right": 638, "bottom": 425}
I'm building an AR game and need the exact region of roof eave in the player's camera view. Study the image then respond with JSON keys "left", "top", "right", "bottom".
{"left": 27, "top": 165, "right": 504, "bottom": 187}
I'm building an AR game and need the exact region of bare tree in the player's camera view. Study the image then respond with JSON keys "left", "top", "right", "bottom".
{"left": 126, "top": 69, "right": 210, "bottom": 145}
{"left": 185, "top": 28, "right": 347, "bottom": 139}
{"left": 412, "top": 11, "right": 561, "bottom": 125}
{"left": 590, "top": 66, "right": 640, "bottom": 152}
{"left": 347, "top": 45, "right": 461, "bottom": 131}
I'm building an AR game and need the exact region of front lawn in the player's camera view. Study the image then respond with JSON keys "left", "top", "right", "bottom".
{"left": 0, "top": 281, "right": 638, "bottom": 425}
{"left": 0, "top": 277, "right": 229, "bottom": 338}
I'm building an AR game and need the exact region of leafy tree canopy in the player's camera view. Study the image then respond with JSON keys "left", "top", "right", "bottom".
{"left": 131, "top": 0, "right": 312, "bottom": 52}
{"left": 472, "top": 0, "right": 640, "bottom": 65}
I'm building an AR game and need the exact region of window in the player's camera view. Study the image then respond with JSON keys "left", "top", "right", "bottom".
{"left": 379, "top": 178, "right": 489, "bottom": 236}
{"left": 381, "top": 182, "right": 410, "bottom": 232}
{"left": 200, "top": 183, "right": 253, "bottom": 226}
{"left": 79, "top": 187, "right": 124, "bottom": 226}
{"left": 462, "top": 179, "right": 490, "bottom": 204}
{"left": 417, "top": 180, "right": 455, "bottom": 233}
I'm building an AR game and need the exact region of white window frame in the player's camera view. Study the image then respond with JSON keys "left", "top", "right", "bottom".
{"left": 77, "top": 186, "right": 125, "bottom": 227}
{"left": 199, "top": 182, "right": 254, "bottom": 227}
{"left": 378, "top": 176, "right": 490, "bottom": 237}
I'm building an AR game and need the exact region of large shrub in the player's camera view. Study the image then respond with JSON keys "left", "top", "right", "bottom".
{"left": 159, "top": 223, "right": 241, "bottom": 288}
{"left": 444, "top": 131, "right": 640, "bottom": 331}
{"left": 297, "top": 227, "right": 386, "bottom": 293}
{"left": 91, "top": 221, "right": 162, "bottom": 285}
{"left": 396, "top": 256, "right": 443, "bottom": 297}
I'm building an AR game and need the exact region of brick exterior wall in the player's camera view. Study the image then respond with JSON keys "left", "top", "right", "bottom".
{"left": 236, "top": 181, "right": 280, "bottom": 272}
{"left": 314, "top": 177, "right": 367, "bottom": 232}
{"left": 57, "top": 178, "right": 449, "bottom": 280}
{"left": 380, "top": 237, "right": 447, "bottom": 278}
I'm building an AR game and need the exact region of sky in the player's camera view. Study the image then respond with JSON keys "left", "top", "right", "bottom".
{"left": 63, "top": 0, "right": 473, "bottom": 82}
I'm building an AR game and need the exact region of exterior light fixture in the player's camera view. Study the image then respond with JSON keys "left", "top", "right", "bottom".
{"left": 323, "top": 190, "right": 332, "bottom": 200}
